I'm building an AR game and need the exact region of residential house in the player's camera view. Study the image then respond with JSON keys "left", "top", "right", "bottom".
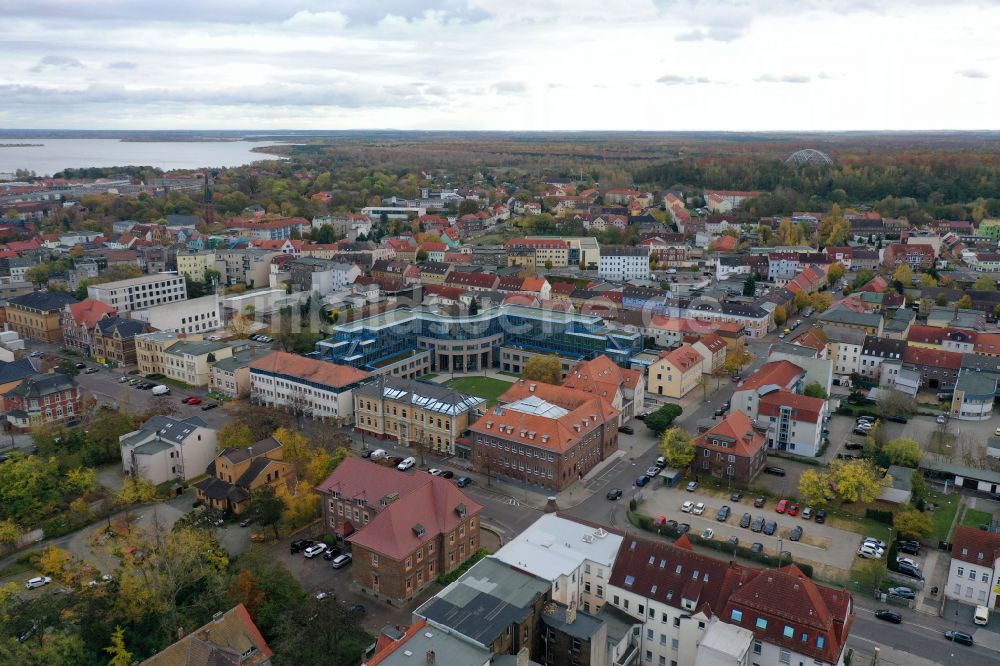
{"left": 646, "top": 343, "right": 703, "bottom": 399}
{"left": 214, "top": 248, "right": 278, "bottom": 288}
{"left": 561, "top": 354, "right": 646, "bottom": 424}
{"left": 7, "top": 290, "right": 78, "bottom": 343}
{"left": 316, "top": 458, "right": 482, "bottom": 604}
{"left": 135, "top": 330, "right": 191, "bottom": 376}
{"left": 730, "top": 360, "right": 806, "bottom": 419}
{"left": 194, "top": 436, "right": 295, "bottom": 514}
{"left": 818, "top": 306, "right": 883, "bottom": 336}
{"left": 444, "top": 272, "right": 499, "bottom": 292}
{"left": 90, "top": 317, "right": 149, "bottom": 366}
{"left": 354, "top": 376, "right": 486, "bottom": 456}
{"left": 164, "top": 339, "right": 238, "bottom": 387}
{"left": 62, "top": 298, "right": 117, "bottom": 356}
{"left": 824, "top": 326, "right": 868, "bottom": 377}
{"left": 694, "top": 412, "right": 767, "bottom": 485}
{"left": 210, "top": 350, "right": 255, "bottom": 399}
{"left": 883, "top": 243, "right": 935, "bottom": 270}
{"left": 250, "top": 351, "right": 371, "bottom": 422}
{"left": 119, "top": 415, "right": 217, "bottom": 485}
{"left": 902, "top": 347, "right": 963, "bottom": 390}
{"left": 4, "top": 373, "right": 81, "bottom": 431}
{"left": 944, "top": 526, "right": 1000, "bottom": 609}
{"left": 859, "top": 336, "right": 907, "bottom": 381}
{"left": 758, "top": 389, "right": 828, "bottom": 456}
{"left": 599, "top": 246, "right": 650, "bottom": 282}
{"left": 468, "top": 381, "right": 620, "bottom": 491}
{"left": 692, "top": 333, "right": 728, "bottom": 375}
{"left": 138, "top": 604, "right": 273, "bottom": 666}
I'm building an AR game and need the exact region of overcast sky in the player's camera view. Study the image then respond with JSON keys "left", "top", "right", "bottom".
{"left": 1, "top": 0, "right": 998, "bottom": 131}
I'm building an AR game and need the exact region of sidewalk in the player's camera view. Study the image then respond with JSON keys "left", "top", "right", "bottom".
{"left": 846, "top": 640, "right": 945, "bottom": 666}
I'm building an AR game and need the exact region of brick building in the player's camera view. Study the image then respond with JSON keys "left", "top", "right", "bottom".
{"left": 316, "top": 458, "right": 482, "bottom": 605}
{"left": 693, "top": 412, "right": 767, "bottom": 486}
{"left": 4, "top": 373, "right": 82, "bottom": 431}
{"left": 468, "top": 380, "right": 620, "bottom": 491}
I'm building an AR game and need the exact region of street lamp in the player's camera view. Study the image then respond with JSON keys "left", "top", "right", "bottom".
{"left": 777, "top": 538, "right": 784, "bottom": 568}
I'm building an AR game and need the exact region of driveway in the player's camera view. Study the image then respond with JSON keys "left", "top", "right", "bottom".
{"left": 637, "top": 482, "right": 862, "bottom": 573}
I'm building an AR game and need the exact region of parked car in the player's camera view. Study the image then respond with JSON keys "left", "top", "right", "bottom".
{"left": 330, "top": 553, "right": 353, "bottom": 569}
{"left": 943, "top": 630, "right": 973, "bottom": 646}
{"left": 388, "top": 456, "right": 405, "bottom": 467}
{"left": 814, "top": 509, "right": 827, "bottom": 524}
{"left": 763, "top": 521, "right": 777, "bottom": 536}
{"left": 857, "top": 545, "right": 884, "bottom": 559}
{"left": 606, "top": 488, "right": 623, "bottom": 501}
{"left": 845, "top": 443, "right": 864, "bottom": 451}
{"left": 618, "top": 425, "right": 634, "bottom": 435}
{"left": 716, "top": 505, "right": 731, "bottom": 522}
{"left": 653, "top": 515, "right": 668, "bottom": 527}
{"left": 686, "top": 481, "right": 699, "bottom": 492}
{"left": 727, "top": 536, "right": 739, "bottom": 547}
{"left": 428, "top": 468, "right": 444, "bottom": 476}
{"left": 186, "top": 397, "right": 203, "bottom": 405}
{"left": 852, "top": 427, "right": 871, "bottom": 436}
{"left": 776, "top": 499, "right": 788, "bottom": 514}
{"left": 654, "top": 456, "right": 667, "bottom": 468}
{"left": 635, "top": 475, "right": 650, "bottom": 487}
{"left": 874, "top": 609, "right": 902, "bottom": 624}
{"left": 764, "top": 466, "right": 786, "bottom": 477}
{"left": 789, "top": 526, "right": 803, "bottom": 542}
{"left": 75, "top": 362, "right": 86, "bottom": 369}
{"left": 886, "top": 415, "right": 908, "bottom": 424}
{"left": 896, "top": 556, "right": 919, "bottom": 569}
{"left": 751, "top": 516, "right": 765, "bottom": 533}
{"left": 753, "top": 497, "right": 766, "bottom": 508}
{"left": 677, "top": 523, "right": 690, "bottom": 535}
{"left": 740, "top": 513, "right": 752, "bottom": 528}
{"left": 896, "top": 562, "right": 923, "bottom": 579}
{"left": 456, "top": 476, "right": 472, "bottom": 487}
{"left": 701, "top": 528, "right": 714, "bottom": 540}
{"left": 750, "top": 542, "right": 764, "bottom": 555}
{"left": 441, "top": 470, "right": 455, "bottom": 479}
{"left": 350, "top": 603, "right": 367, "bottom": 614}
{"left": 864, "top": 537, "right": 887, "bottom": 549}
{"left": 681, "top": 500, "right": 694, "bottom": 513}
{"left": 290, "top": 539, "right": 314, "bottom": 554}
{"left": 84, "top": 367, "right": 99, "bottom": 374}
{"left": 897, "top": 540, "right": 920, "bottom": 555}
{"left": 730, "top": 490, "right": 743, "bottom": 502}
{"left": 692, "top": 502, "right": 706, "bottom": 515}
{"left": 323, "top": 546, "right": 342, "bottom": 561}
{"left": 201, "top": 402, "right": 219, "bottom": 411}
{"left": 645, "top": 466, "right": 661, "bottom": 477}
{"left": 396, "top": 456, "right": 416, "bottom": 471}
{"left": 666, "top": 520, "right": 678, "bottom": 531}
{"left": 801, "top": 507, "right": 813, "bottom": 520}
{"left": 239, "top": 518, "right": 251, "bottom": 528}
{"left": 25, "top": 576, "right": 52, "bottom": 590}
{"left": 303, "top": 543, "right": 328, "bottom": 558}
{"left": 936, "top": 415, "right": 947, "bottom": 425}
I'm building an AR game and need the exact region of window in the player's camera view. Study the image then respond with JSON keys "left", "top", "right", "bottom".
{"left": 755, "top": 618, "right": 767, "bottom": 630}
{"left": 647, "top": 629, "right": 654, "bottom": 640}
{"left": 783, "top": 625, "right": 794, "bottom": 639}
{"left": 816, "top": 636, "right": 825, "bottom": 649}
{"left": 969, "top": 569, "right": 977, "bottom": 580}
{"left": 731, "top": 609, "right": 743, "bottom": 622}
{"left": 371, "top": 553, "right": 379, "bottom": 566}
{"left": 958, "top": 567, "right": 965, "bottom": 577}
{"left": 753, "top": 640, "right": 762, "bottom": 655}
{"left": 778, "top": 649, "right": 791, "bottom": 665}
{"left": 983, "top": 572, "right": 990, "bottom": 583}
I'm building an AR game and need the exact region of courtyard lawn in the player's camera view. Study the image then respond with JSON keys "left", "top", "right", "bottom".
{"left": 961, "top": 507, "right": 993, "bottom": 529}
{"left": 928, "top": 490, "right": 960, "bottom": 542}
{"left": 444, "top": 375, "right": 515, "bottom": 408}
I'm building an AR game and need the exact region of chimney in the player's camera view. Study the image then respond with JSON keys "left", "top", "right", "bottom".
{"left": 516, "top": 646, "right": 530, "bottom": 666}
{"left": 544, "top": 496, "right": 559, "bottom": 513}
{"left": 177, "top": 626, "right": 185, "bottom": 640}
{"left": 565, "top": 603, "right": 577, "bottom": 625}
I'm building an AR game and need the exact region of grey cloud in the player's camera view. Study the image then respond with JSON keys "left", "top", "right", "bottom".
{"left": 957, "top": 69, "right": 988, "bottom": 79}
{"left": 656, "top": 74, "right": 712, "bottom": 85}
{"left": 492, "top": 81, "right": 526, "bottom": 94}
{"left": 675, "top": 27, "right": 744, "bottom": 42}
{"left": 0, "top": 82, "right": 436, "bottom": 109}
{"left": 106, "top": 61, "right": 138, "bottom": 70}
{"left": 29, "top": 55, "right": 84, "bottom": 72}
{"left": 755, "top": 74, "right": 811, "bottom": 83}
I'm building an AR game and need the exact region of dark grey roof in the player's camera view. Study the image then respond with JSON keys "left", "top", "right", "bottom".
{"left": 540, "top": 602, "right": 604, "bottom": 641}
{"left": 0, "top": 358, "right": 38, "bottom": 385}
{"left": 97, "top": 317, "right": 147, "bottom": 338}
{"left": 4, "top": 372, "right": 76, "bottom": 398}
{"left": 135, "top": 415, "right": 208, "bottom": 443}
{"left": 861, "top": 336, "right": 907, "bottom": 359}
{"left": 8, "top": 290, "right": 78, "bottom": 312}
{"left": 819, "top": 306, "right": 882, "bottom": 328}
{"left": 219, "top": 437, "right": 281, "bottom": 466}
{"left": 356, "top": 377, "right": 485, "bottom": 415}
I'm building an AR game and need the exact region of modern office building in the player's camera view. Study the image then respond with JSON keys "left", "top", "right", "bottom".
{"left": 87, "top": 273, "right": 187, "bottom": 314}
{"left": 316, "top": 304, "right": 643, "bottom": 375}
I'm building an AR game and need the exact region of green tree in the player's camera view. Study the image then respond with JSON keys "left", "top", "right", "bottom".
{"left": 644, "top": 404, "right": 683, "bottom": 435}
{"left": 882, "top": 438, "right": 922, "bottom": 467}
{"left": 247, "top": 486, "right": 286, "bottom": 539}
{"left": 659, "top": 427, "right": 695, "bottom": 470}
{"left": 829, "top": 459, "right": 885, "bottom": 503}
{"left": 827, "top": 262, "right": 845, "bottom": 285}
{"left": 957, "top": 294, "right": 973, "bottom": 309}
{"left": 523, "top": 355, "right": 563, "bottom": 385}
{"left": 919, "top": 273, "right": 938, "bottom": 288}
{"left": 803, "top": 382, "right": 828, "bottom": 399}
{"left": 851, "top": 270, "right": 876, "bottom": 291}
{"left": 893, "top": 506, "right": 933, "bottom": 539}
{"left": 773, "top": 305, "right": 787, "bottom": 326}
{"left": 973, "top": 275, "right": 997, "bottom": 291}
{"left": 892, "top": 264, "right": 913, "bottom": 287}
{"left": 415, "top": 249, "right": 429, "bottom": 262}
{"left": 24, "top": 264, "right": 51, "bottom": 287}
{"left": 218, "top": 422, "right": 255, "bottom": 450}
{"left": 56, "top": 359, "right": 80, "bottom": 377}
{"left": 910, "top": 469, "right": 928, "bottom": 505}
{"left": 273, "top": 595, "right": 372, "bottom": 666}
{"left": 742, "top": 273, "right": 757, "bottom": 297}
{"left": 797, "top": 468, "right": 831, "bottom": 507}
{"left": 457, "top": 199, "right": 480, "bottom": 216}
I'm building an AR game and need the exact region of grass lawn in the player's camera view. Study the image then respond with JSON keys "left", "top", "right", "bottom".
{"left": 827, "top": 513, "right": 892, "bottom": 542}
{"left": 961, "top": 507, "right": 993, "bottom": 529}
{"left": 420, "top": 373, "right": 439, "bottom": 381}
{"left": 498, "top": 370, "right": 522, "bottom": 379}
{"left": 444, "top": 375, "right": 515, "bottom": 407}
{"left": 928, "top": 489, "right": 960, "bottom": 542}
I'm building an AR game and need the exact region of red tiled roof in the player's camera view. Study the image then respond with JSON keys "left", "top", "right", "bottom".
{"left": 907, "top": 325, "right": 947, "bottom": 345}
{"left": 342, "top": 468, "right": 483, "bottom": 561}
{"left": 249, "top": 351, "right": 371, "bottom": 388}
{"left": 902, "top": 346, "right": 962, "bottom": 370}
{"left": 562, "top": 354, "right": 642, "bottom": 401}
{"left": 551, "top": 282, "right": 576, "bottom": 296}
{"left": 67, "top": 298, "right": 117, "bottom": 328}
{"left": 502, "top": 293, "right": 538, "bottom": 307}
{"left": 758, "top": 390, "right": 825, "bottom": 424}
{"left": 714, "top": 235, "right": 737, "bottom": 252}
{"left": 735, "top": 360, "right": 804, "bottom": 392}
{"left": 694, "top": 333, "right": 727, "bottom": 354}
{"left": 951, "top": 526, "right": 1000, "bottom": 566}
{"left": 521, "top": 276, "right": 547, "bottom": 293}
{"left": 695, "top": 412, "right": 766, "bottom": 458}
{"left": 659, "top": 343, "right": 703, "bottom": 372}
{"left": 445, "top": 272, "right": 498, "bottom": 289}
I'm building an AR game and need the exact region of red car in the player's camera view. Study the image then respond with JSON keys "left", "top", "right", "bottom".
{"left": 776, "top": 499, "right": 788, "bottom": 514}
{"left": 653, "top": 516, "right": 667, "bottom": 527}
{"left": 185, "top": 397, "right": 203, "bottom": 405}
{"left": 787, "top": 504, "right": 799, "bottom": 516}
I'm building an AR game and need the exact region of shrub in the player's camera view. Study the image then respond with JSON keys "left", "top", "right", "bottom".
{"left": 865, "top": 508, "right": 895, "bottom": 526}
{"left": 436, "top": 547, "right": 490, "bottom": 585}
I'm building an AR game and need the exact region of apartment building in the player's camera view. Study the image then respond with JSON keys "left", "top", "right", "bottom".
{"left": 135, "top": 330, "right": 191, "bottom": 376}
{"left": 90, "top": 317, "right": 149, "bottom": 366}
{"left": 6, "top": 290, "right": 78, "bottom": 343}
{"left": 354, "top": 376, "right": 485, "bottom": 456}
{"left": 317, "top": 458, "right": 482, "bottom": 605}
{"left": 210, "top": 351, "right": 254, "bottom": 399}
{"left": 176, "top": 249, "right": 216, "bottom": 281}
{"left": 194, "top": 436, "right": 294, "bottom": 514}
{"left": 62, "top": 298, "right": 116, "bottom": 356}
{"left": 859, "top": 336, "right": 907, "bottom": 381}
{"left": 130, "top": 294, "right": 222, "bottom": 335}
{"left": 164, "top": 339, "right": 237, "bottom": 386}
{"left": 249, "top": 351, "right": 371, "bottom": 422}
{"left": 694, "top": 412, "right": 768, "bottom": 485}
{"left": 562, "top": 354, "right": 645, "bottom": 424}
{"left": 599, "top": 246, "right": 650, "bottom": 281}
{"left": 757, "top": 389, "right": 828, "bottom": 457}
{"left": 468, "top": 381, "right": 620, "bottom": 491}
{"left": 4, "top": 373, "right": 81, "bottom": 431}
{"left": 214, "top": 248, "right": 278, "bottom": 288}
{"left": 730, "top": 360, "right": 806, "bottom": 419}
{"left": 87, "top": 273, "right": 186, "bottom": 314}
{"left": 119, "top": 415, "right": 217, "bottom": 485}
{"left": 504, "top": 238, "right": 570, "bottom": 267}
{"left": 945, "top": 526, "right": 1000, "bottom": 609}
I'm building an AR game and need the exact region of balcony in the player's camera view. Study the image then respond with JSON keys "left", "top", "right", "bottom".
{"left": 615, "top": 642, "right": 638, "bottom": 666}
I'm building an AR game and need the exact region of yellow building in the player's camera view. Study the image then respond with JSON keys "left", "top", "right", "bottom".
{"left": 647, "top": 343, "right": 704, "bottom": 399}
{"left": 193, "top": 437, "right": 295, "bottom": 514}
{"left": 176, "top": 249, "right": 216, "bottom": 281}
{"left": 164, "top": 339, "right": 236, "bottom": 386}
{"left": 135, "top": 330, "right": 199, "bottom": 376}
{"left": 6, "top": 291, "right": 77, "bottom": 343}
{"left": 354, "top": 376, "right": 486, "bottom": 455}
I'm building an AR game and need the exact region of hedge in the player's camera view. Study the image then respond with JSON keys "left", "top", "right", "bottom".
{"left": 436, "top": 547, "right": 491, "bottom": 586}
{"left": 865, "top": 508, "right": 895, "bottom": 526}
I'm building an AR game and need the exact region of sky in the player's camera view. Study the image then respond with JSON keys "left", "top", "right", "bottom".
{"left": 1, "top": 0, "right": 998, "bottom": 131}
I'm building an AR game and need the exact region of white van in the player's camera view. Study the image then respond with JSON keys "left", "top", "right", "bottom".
{"left": 151, "top": 385, "right": 170, "bottom": 396}
{"left": 369, "top": 448, "right": 387, "bottom": 460}
{"left": 975, "top": 605, "right": 989, "bottom": 626}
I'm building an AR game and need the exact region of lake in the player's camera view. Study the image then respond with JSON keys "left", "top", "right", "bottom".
{"left": 0, "top": 138, "right": 288, "bottom": 176}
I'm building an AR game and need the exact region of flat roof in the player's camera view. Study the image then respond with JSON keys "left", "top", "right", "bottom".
{"left": 491, "top": 514, "right": 623, "bottom": 582}
{"left": 331, "top": 304, "right": 605, "bottom": 333}
{"left": 90, "top": 273, "right": 183, "bottom": 289}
